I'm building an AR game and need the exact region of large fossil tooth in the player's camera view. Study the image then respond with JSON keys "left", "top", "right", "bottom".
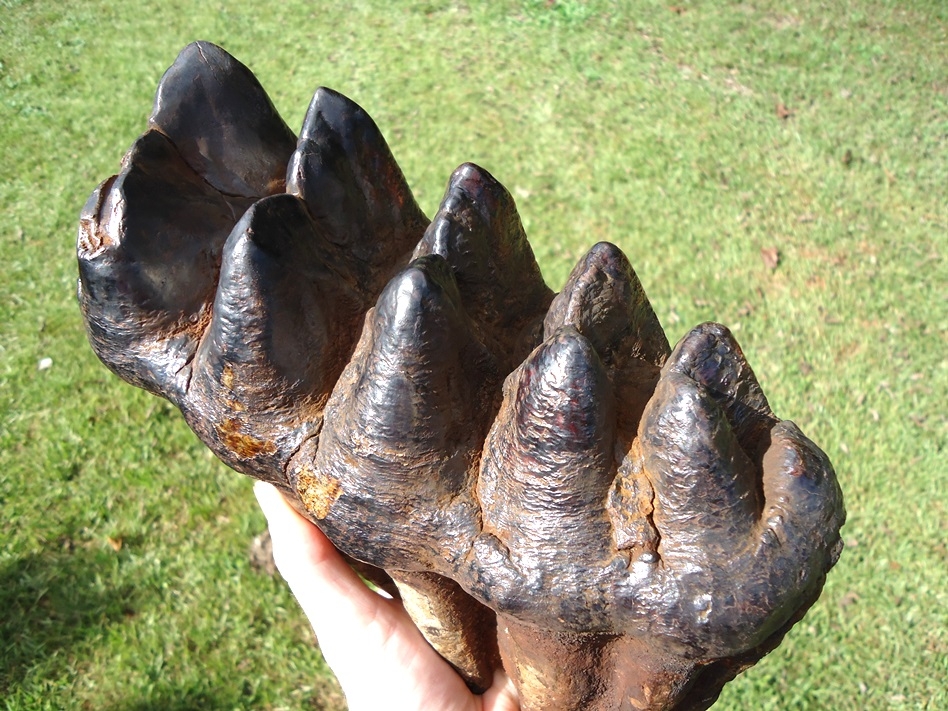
{"left": 149, "top": 41, "right": 297, "bottom": 198}
{"left": 78, "top": 44, "right": 846, "bottom": 711}
{"left": 287, "top": 87, "right": 429, "bottom": 292}
{"left": 414, "top": 162, "right": 554, "bottom": 369}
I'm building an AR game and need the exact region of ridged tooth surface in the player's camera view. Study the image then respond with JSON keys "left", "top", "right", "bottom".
{"left": 639, "top": 371, "right": 761, "bottom": 559}
{"left": 287, "top": 87, "right": 428, "bottom": 293}
{"left": 310, "top": 255, "right": 496, "bottom": 569}
{"left": 544, "top": 241, "right": 669, "bottom": 444}
{"left": 76, "top": 129, "right": 238, "bottom": 399}
{"left": 183, "top": 193, "right": 369, "bottom": 486}
{"left": 148, "top": 41, "right": 297, "bottom": 198}
{"left": 474, "top": 327, "right": 617, "bottom": 618}
{"left": 413, "top": 163, "right": 554, "bottom": 370}
{"left": 544, "top": 242, "right": 668, "bottom": 367}
{"left": 664, "top": 322, "right": 777, "bottom": 461}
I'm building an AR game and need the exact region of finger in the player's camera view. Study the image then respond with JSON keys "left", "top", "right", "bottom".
{"left": 255, "top": 483, "right": 484, "bottom": 711}
{"left": 253, "top": 481, "right": 387, "bottom": 630}
{"left": 480, "top": 668, "right": 521, "bottom": 711}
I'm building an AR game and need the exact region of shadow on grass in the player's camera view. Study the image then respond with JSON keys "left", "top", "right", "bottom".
{"left": 105, "top": 693, "right": 248, "bottom": 711}
{"left": 0, "top": 544, "right": 136, "bottom": 694}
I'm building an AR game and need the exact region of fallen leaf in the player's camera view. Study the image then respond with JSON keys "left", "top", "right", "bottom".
{"left": 839, "top": 591, "right": 860, "bottom": 609}
{"left": 760, "top": 246, "right": 780, "bottom": 270}
{"left": 669, "top": 5, "right": 685, "bottom": 14}
{"left": 775, "top": 102, "right": 793, "bottom": 119}
{"left": 107, "top": 537, "right": 123, "bottom": 552}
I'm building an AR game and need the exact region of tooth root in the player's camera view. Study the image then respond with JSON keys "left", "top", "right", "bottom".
{"left": 497, "top": 616, "right": 698, "bottom": 711}
{"left": 390, "top": 570, "right": 500, "bottom": 693}
{"left": 544, "top": 242, "right": 669, "bottom": 440}
{"left": 148, "top": 41, "right": 297, "bottom": 198}
{"left": 478, "top": 327, "right": 616, "bottom": 573}
{"left": 184, "top": 193, "right": 367, "bottom": 485}
{"left": 639, "top": 371, "right": 761, "bottom": 553}
{"left": 286, "top": 87, "right": 428, "bottom": 293}
{"left": 77, "top": 129, "right": 237, "bottom": 400}
{"left": 413, "top": 163, "right": 554, "bottom": 370}
{"left": 312, "top": 255, "right": 496, "bottom": 568}
{"left": 664, "top": 322, "right": 777, "bottom": 458}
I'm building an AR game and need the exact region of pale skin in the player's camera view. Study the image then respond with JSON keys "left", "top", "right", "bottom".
{"left": 254, "top": 481, "right": 521, "bottom": 711}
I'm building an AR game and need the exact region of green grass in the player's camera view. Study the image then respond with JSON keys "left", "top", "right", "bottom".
{"left": 1, "top": 0, "right": 945, "bottom": 708}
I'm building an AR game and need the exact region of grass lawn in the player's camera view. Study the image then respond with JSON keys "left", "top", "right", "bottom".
{"left": 1, "top": 0, "right": 945, "bottom": 708}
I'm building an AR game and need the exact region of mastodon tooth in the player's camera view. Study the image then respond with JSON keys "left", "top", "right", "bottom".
{"left": 148, "top": 41, "right": 297, "bottom": 198}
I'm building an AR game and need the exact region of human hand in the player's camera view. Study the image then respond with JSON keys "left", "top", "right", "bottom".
{"left": 254, "top": 481, "right": 520, "bottom": 711}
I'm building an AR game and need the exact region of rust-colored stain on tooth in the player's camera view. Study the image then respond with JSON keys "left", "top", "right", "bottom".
{"left": 216, "top": 418, "right": 276, "bottom": 458}
{"left": 221, "top": 363, "right": 235, "bottom": 390}
{"left": 298, "top": 467, "right": 343, "bottom": 519}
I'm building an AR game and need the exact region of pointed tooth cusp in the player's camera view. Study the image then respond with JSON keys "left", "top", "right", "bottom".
{"left": 544, "top": 242, "right": 669, "bottom": 440}
{"left": 478, "top": 328, "right": 617, "bottom": 568}
{"left": 310, "top": 255, "right": 495, "bottom": 568}
{"left": 544, "top": 242, "right": 669, "bottom": 368}
{"left": 148, "top": 41, "right": 297, "bottom": 198}
{"left": 414, "top": 163, "right": 553, "bottom": 369}
{"left": 665, "top": 322, "right": 777, "bottom": 459}
{"left": 639, "top": 371, "right": 761, "bottom": 555}
{"left": 286, "top": 87, "right": 428, "bottom": 292}
{"left": 194, "top": 193, "right": 366, "bottom": 412}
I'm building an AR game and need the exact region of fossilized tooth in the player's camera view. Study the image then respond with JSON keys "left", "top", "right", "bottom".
{"left": 182, "top": 193, "right": 370, "bottom": 487}
{"left": 149, "top": 41, "right": 297, "bottom": 199}
{"left": 78, "top": 43, "right": 848, "bottom": 711}
{"left": 287, "top": 87, "right": 429, "bottom": 293}
{"left": 413, "top": 162, "right": 554, "bottom": 370}
{"left": 310, "top": 254, "right": 497, "bottom": 569}
{"left": 77, "top": 129, "right": 239, "bottom": 399}
{"left": 473, "top": 326, "right": 621, "bottom": 626}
